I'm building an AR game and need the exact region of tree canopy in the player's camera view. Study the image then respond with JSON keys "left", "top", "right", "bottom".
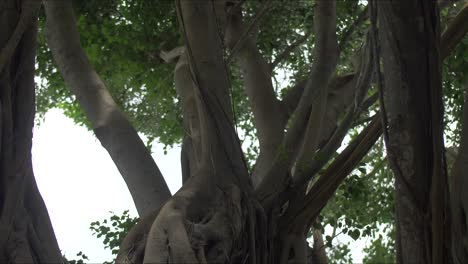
{"left": 1, "top": 0, "right": 467, "bottom": 263}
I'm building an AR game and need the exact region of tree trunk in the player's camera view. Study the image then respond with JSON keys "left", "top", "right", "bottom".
{"left": 376, "top": 0, "right": 450, "bottom": 263}
{"left": 0, "top": 1, "right": 62, "bottom": 262}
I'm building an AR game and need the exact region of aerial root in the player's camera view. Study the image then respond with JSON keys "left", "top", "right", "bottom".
{"left": 143, "top": 184, "right": 265, "bottom": 263}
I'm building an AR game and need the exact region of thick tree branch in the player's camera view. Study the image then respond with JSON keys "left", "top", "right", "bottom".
{"left": 441, "top": 2, "right": 468, "bottom": 59}
{"left": 281, "top": 0, "right": 465, "bottom": 119}
{"left": 277, "top": 0, "right": 466, "bottom": 242}
{"left": 292, "top": 38, "right": 373, "bottom": 188}
{"left": 43, "top": 0, "right": 171, "bottom": 217}
{"left": 256, "top": 0, "right": 339, "bottom": 209}
{"left": 260, "top": 0, "right": 465, "bottom": 210}
{"left": 281, "top": 0, "right": 465, "bottom": 115}
{"left": 226, "top": 5, "right": 286, "bottom": 187}
{"left": 175, "top": 0, "right": 248, "bottom": 186}
{"left": 282, "top": 113, "right": 382, "bottom": 231}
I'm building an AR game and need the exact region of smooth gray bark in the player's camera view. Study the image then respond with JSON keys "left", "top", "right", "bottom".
{"left": 43, "top": 0, "right": 171, "bottom": 217}
{"left": 225, "top": 5, "right": 286, "bottom": 187}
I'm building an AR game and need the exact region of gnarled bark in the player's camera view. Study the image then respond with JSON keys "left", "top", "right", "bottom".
{"left": 376, "top": 0, "right": 450, "bottom": 263}
{"left": 0, "top": 1, "right": 61, "bottom": 262}
{"left": 110, "top": 1, "right": 468, "bottom": 263}
{"left": 142, "top": 1, "right": 266, "bottom": 263}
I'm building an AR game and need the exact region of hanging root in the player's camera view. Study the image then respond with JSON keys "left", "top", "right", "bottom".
{"left": 116, "top": 209, "right": 160, "bottom": 264}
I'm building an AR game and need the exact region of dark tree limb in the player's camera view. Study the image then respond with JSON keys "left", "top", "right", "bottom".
{"left": 292, "top": 36, "right": 374, "bottom": 188}
{"left": 175, "top": 0, "right": 247, "bottom": 179}
{"left": 293, "top": 0, "right": 339, "bottom": 169}
{"left": 280, "top": 0, "right": 466, "bottom": 120}
{"left": 376, "top": 1, "right": 449, "bottom": 262}
{"left": 0, "top": 0, "right": 40, "bottom": 73}
{"left": 0, "top": 4, "right": 62, "bottom": 261}
{"left": 43, "top": 0, "right": 171, "bottom": 217}
{"left": 441, "top": 2, "right": 468, "bottom": 59}
{"left": 281, "top": 113, "right": 382, "bottom": 232}
{"left": 260, "top": 0, "right": 465, "bottom": 211}
{"left": 256, "top": 0, "right": 338, "bottom": 210}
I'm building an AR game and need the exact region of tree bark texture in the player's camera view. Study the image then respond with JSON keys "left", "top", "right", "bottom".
{"left": 43, "top": 0, "right": 172, "bottom": 217}
{"left": 376, "top": 1, "right": 450, "bottom": 263}
{"left": 142, "top": 1, "right": 267, "bottom": 263}
{"left": 0, "top": 1, "right": 62, "bottom": 262}
{"left": 20, "top": 0, "right": 467, "bottom": 263}
{"left": 118, "top": 1, "right": 467, "bottom": 261}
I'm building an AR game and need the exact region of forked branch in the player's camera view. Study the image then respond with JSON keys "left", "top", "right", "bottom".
{"left": 226, "top": 4, "right": 286, "bottom": 186}
{"left": 282, "top": 113, "right": 382, "bottom": 231}
{"left": 256, "top": 0, "right": 339, "bottom": 209}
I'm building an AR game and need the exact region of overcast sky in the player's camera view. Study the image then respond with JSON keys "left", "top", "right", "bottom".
{"left": 32, "top": 108, "right": 182, "bottom": 262}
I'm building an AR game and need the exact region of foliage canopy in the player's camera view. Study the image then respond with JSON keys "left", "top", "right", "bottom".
{"left": 37, "top": 1, "right": 467, "bottom": 262}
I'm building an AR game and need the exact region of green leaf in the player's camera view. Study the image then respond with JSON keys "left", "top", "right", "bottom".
{"left": 349, "top": 230, "right": 360, "bottom": 240}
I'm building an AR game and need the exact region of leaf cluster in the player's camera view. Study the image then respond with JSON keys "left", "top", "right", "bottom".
{"left": 89, "top": 210, "right": 139, "bottom": 263}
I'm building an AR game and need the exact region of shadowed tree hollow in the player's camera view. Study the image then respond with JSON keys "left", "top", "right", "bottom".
{"left": 1, "top": 0, "right": 468, "bottom": 263}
